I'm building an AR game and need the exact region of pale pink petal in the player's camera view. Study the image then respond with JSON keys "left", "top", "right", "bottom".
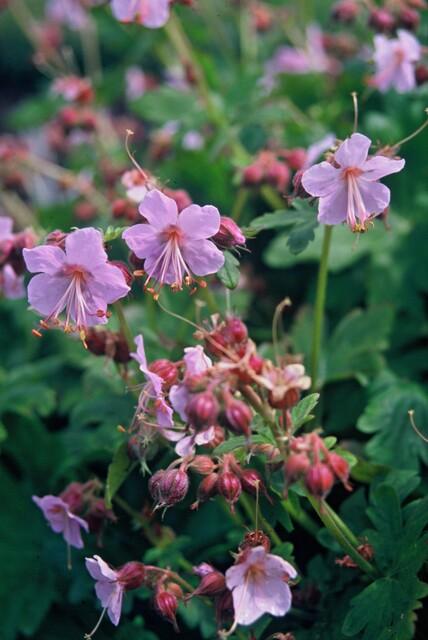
{"left": 362, "top": 156, "right": 405, "bottom": 181}
{"left": 63, "top": 513, "right": 88, "bottom": 548}
{"left": 183, "top": 346, "right": 212, "bottom": 375}
{"left": 317, "top": 184, "right": 348, "bottom": 225}
{"left": 141, "top": 0, "right": 170, "bottom": 28}
{"left": 65, "top": 228, "right": 107, "bottom": 269}
{"left": 0, "top": 216, "right": 13, "bottom": 241}
{"left": 156, "top": 398, "right": 174, "bottom": 428}
{"left": 23, "top": 245, "right": 66, "bottom": 275}
{"left": 397, "top": 29, "right": 421, "bottom": 61}
{"left": 301, "top": 162, "right": 341, "bottom": 197}
{"left": 263, "top": 553, "right": 298, "bottom": 580}
{"left": 194, "top": 426, "right": 216, "bottom": 446}
{"left": 392, "top": 63, "right": 416, "bottom": 93}
{"left": 2, "top": 265, "right": 25, "bottom": 299}
{"left": 177, "top": 205, "right": 221, "bottom": 239}
{"left": 334, "top": 133, "right": 371, "bottom": 168}
{"left": 122, "top": 224, "right": 161, "bottom": 259}
{"left": 138, "top": 189, "right": 178, "bottom": 230}
{"left": 231, "top": 581, "right": 267, "bottom": 625}
{"left": 27, "top": 273, "right": 70, "bottom": 317}
{"left": 105, "top": 585, "right": 124, "bottom": 626}
{"left": 86, "top": 555, "right": 118, "bottom": 582}
{"left": 303, "top": 134, "right": 336, "bottom": 169}
{"left": 131, "top": 334, "right": 149, "bottom": 370}
{"left": 357, "top": 179, "right": 391, "bottom": 214}
{"left": 169, "top": 384, "right": 190, "bottom": 421}
{"left": 87, "top": 263, "right": 130, "bottom": 304}
{"left": 175, "top": 434, "right": 195, "bottom": 456}
{"left": 251, "top": 578, "right": 292, "bottom": 618}
{"left": 181, "top": 239, "right": 224, "bottom": 276}
{"left": 111, "top": 0, "right": 139, "bottom": 21}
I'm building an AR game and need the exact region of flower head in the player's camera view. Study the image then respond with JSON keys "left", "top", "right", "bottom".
{"left": 301, "top": 133, "right": 405, "bottom": 231}
{"left": 225, "top": 545, "right": 297, "bottom": 627}
{"left": 33, "top": 494, "right": 89, "bottom": 548}
{"left": 23, "top": 227, "right": 130, "bottom": 337}
{"left": 371, "top": 30, "right": 421, "bottom": 93}
{"left": 111, "top": 0, "right": 170, "bottom": 28}
{"left": 122, "top": 189, "right": 224, "bottom": 297}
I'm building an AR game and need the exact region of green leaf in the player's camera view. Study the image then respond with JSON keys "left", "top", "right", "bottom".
{"left": 130, "top": 86, "right": 203, "bottom": 126}
{"left": 291, "top": 393, "right": 319, "bottom": 429}
{"left": 105, "top": 441, "right": 134, "bottom": 508}
{"left": 247, "top": 209, "right": 292, "bottom": 233}
{"left": 104, "top": 225, "right": 127, "bottom": 242}
{"left": 325, "top": 307, "right": 393, "bottom": 384}
{"left": 216, "top": 251, "right": 240, "bottom": 289}
{"left": 358, "top": 377, "right": 428, "bottom": 470}
{"left": 213, "top": 433, "right": 274, "bottom": 456}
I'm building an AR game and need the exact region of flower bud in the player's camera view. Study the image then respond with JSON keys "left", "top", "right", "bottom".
{"left": 282, "top": 147, "right": 307, "bottom": 171}
{"left": 187, "top": 391, "right": 219, "bottom": 431}
{"left": 328, "top": 452, "right": 351, "bottom": 490}
{"left": 305, "top": 463, "right": 335, "bottom": 499}
{"left": 158, "top": 468, "right": 189, "bottom": 507}
{"left": 331, "top": 0, "right": 359, "bottom": 23}
{"left": 85, "top": 497, "right": 117, "bottom": 534}
{"left": 74, "top": 201, "right": 97, "bottom": 221}
{"left": 149, "top": 359, "right": 178, "bottom": 388}
{"left": 59, "top": 482, "right": 85, "bottom": 512}
{"left": 191, "top": 568, "right": 226, "bottom": 598}
{"left": 225, "top": 317, "right": 248, "bottom": 344}
{"left": 251, "top": 4, "right": 273, "bottom": 31}
{"left": 239, "top": 529, "right": 271, "bottom": 553}
{"left": 59, "top": 105, "right": 79, "bottom": 130}
{"left": 205, "top": 330, "right": 228, "bottom": 357}
{"left": 148, "top": 469, "right": 165, "bottom": 502}
{"left": 398, "top": 7, "right": 420, "bottom": 30}
{"left": 190, "top": 455, "right": 216, "bottom": 475}
{"left": 240, "top": 468, "right": 270, "bottom": 501}
{"left": 368, "top": 8, "right": 396, "bottom": 32}
{"left": 217, "top": 471, "right": 242, "bottom": 509}
{"left": 194, "top": 472, "right": 219, "bottom": 506}
{"left": 206, "top": 425, "right": 225, "bottom": 449}
{"left": 163, "top": 187, "right": 192, "bottom": 212}
{"left": 212, "top": 217, "right": 246, "bottom": 249}
{"left": 109, "top": 260, "right": 133, "bottom": 287}
{"left": 266, "top": 161, "right": 290, "bottom": 192}
{"left": 284, "top": 453, "right": 311, "bottom": 483}
{"left": 45, "top": 229, "right": 67, "bottom": 249}
{"left": 242, "top": 162, "right": 264, "bottom": 185}
{"left": 154, "top": 590, "right": 179, "bottom": 631}
{"left": 416, "top": 64, "right": 428, "bottom": 86}
{"left": 224, "top": 398, "right": 252, "bottom": 437}
{"left": 117, "top": 561, "right": 146, "bottom": 590}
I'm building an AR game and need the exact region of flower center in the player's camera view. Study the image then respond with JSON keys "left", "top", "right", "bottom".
{"left": 342, "top": 166, "right": 370, "bottom": 232}
{"left": 246, "top": 561, "right": 266, "bottom": 584}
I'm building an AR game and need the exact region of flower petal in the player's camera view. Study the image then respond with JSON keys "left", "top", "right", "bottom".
{"left": 301, "top": 162, "right": 341, "bottom": 197}
{"left": 111, "top": 0, "right": 139, "bottom": 22}
{"left": 142, "top": 0, "right": 170, "bottom": 28}
{"left": 362, "top": 156, "right": 405, "bottom": 181}
{"left": 23, "top": 245, "right": 66, "bottom": 275}
{"left": 177, "top": 204, "right": 221, "bottom": 239}
{"left": 181, "top": 239, "right": 225, "bottom": 276}
{"left": 0, "top": 216, "right": 13, "bottom": 241}
{"left": 317, "top": 184, "right": 349, "bottom": 225}
{"left": 138, "top": 189, "right": 178, "bottom": 229}
{"left": 87, "top": 263, "right": 130, "bottom": 304}
{"left": 27, "top": 273, "right": 70, "bottom": 317}
{"left": 334, "top": 133, "right": 371, "bottom": 168}
{"left": 86, "top": 555, "right": 118, "bottom": 582}
{"left": 183, "top": 346, "right": 212, "bottom": 375}
{"left": 122, "top": 223, "right": 161, "bottom": 259}
{"left": 65, "top": 228, "right": 107, "bottom": 269}
{"left": 357, "top": 179, "right": 391, "bottom": 215}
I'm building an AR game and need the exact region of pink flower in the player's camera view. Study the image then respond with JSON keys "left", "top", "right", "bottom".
{"left": 1, "top": 264, "right": 25, "bottom": 299}
{"left": 126, "top": 66, "right": 148, "bottom": 101}
{"left": 122, "top": 190, "right": 224, "bottom": 296}
{"left": 23, "top": 228, "right": 130, "bottom": 334}
{"left": 121, "top": 169, "right": 149, "bottom": 203}
{"left": 301, "top": 133, "right": 405, "bottom": 231}
{"left": 169, "top": 346, "right": 212, "bottom": 421}
{"left": 225, "top": 546, "right": 297, "bottom": 627}
{"left": 371, "top": 30, "right": 421, "bottom": 93}
{"left": 131, "top": 334, "right": 173, "bottom": 428}
{"left": 85, "top": 555, "right": 124, "bottom": 626}
{"left": 111, "top": 0, "right": 170, "bottom": 28}
{"left": 33, "top": 495, "right": 89, "bottom": 548}
{"left": 46, "top": 0, "right": 89, "bottom": 29}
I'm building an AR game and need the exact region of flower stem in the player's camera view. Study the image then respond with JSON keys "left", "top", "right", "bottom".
{"left": 113, "top": 302, "right": 134, "bottom": 350}
{"left": 307, "top": 496, "right": 377, "bottom": 577}
{"left": 281, "top": 498, "right": 319, "bottom": 537}
{"left": 310, "top": 225, "right": 333, "bottom": 391}
{"left": 240, "top": 493, "right": 282, "bottom": 546}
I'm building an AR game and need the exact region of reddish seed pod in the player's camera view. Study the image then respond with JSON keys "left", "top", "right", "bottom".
{"left": 117, "top": 561, "right": 146, "bottom": 590}
{"left": 162, "top": 187, "right": 192, "bottom": 212}
{"left": 158, "top": 469, "right": 190, "bottom": 507}
{"left": 148, "top": 469, "right": 166, "bottom": 502}
{"left": 112, "top": 198, "right": 128, "bottom": 218}
{"left": 59, "top": 482, "right": 85, "bottom": 513}
{"left": 225, "top": 317, "right": 248, "bottom": 344}
{"left": 284, "top": 453, "right": 311, "bottom": 483}
{"left": 212, "top": 216, "right": 246, "bottom": 249}
{"left": 240, "top": 468, "right": 270, "bottom": 500}
{"left": 224, "top": 398, "right": 252, "bottom": 437}
{"left": 283, "top": 147, "right": 307, "bottom": 171}
{"left": 242, "top": 162, "right": 264, "bottom": 185}
{"left": 266, "top": 160, "right": 290, "bottom": 192}
{"left": 328, "top": 452, "right": 351, "bottom": 490}
{"left": 74, "top": 201, "right": 97, "bottom": 221}
{"left": 149, "top": 359, "right": 178, "bottom": 388}
{"left": 416, "top": 65, "right": 428, "bottom": 86}
{"left": 59, "top": 106, "right": 79, "bottom": 130}
{"left": 187, "top": 391, "right": 219, "bottom": 431}
{"left": 398, "top": 7, "right": 420, "bottom": 30}
{"left": 305, "top": 463, "right": 335, "bottom": 499}
{"left": 190, "top": 455, "right": 216, "bottom": 475}
{"left": 368, "top": 8, "right": 396, "bottom": 32}
{"left": 331, "top": 0, "right": 359, "bottom": 23}
{"left": 192, "top": 569, "right": 226, "bottom": 598}
{"left": 205, "top": 330, "right": 228, "bottom": 357}
{"left": 196, "top": 472, "right": 219, "bottom": 502}
{"left": 217, "top": 471, "right": 242, "bottom": 508}
{"left": 154, "top": 590, "right": 179, "bottom": 631}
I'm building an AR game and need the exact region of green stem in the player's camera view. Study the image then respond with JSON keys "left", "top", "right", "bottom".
{"left": 114, "top": 301, "right": 134, "bottom": 350}
{"left": 240, "top": 493, "right": 282, "bottom": 547}
{"left": 310, "top": 225, "right": 333, "bottom": 391}
{"left": 231, "top": 187, "right": 249, "bottom": 223}
{"left": 308, "top": 496, "right": 377, "bottom": 577}
{"left": 281, "top": 499, "right": 319, "bottom": 537}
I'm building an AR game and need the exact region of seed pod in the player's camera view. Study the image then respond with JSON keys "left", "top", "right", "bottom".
{"left": 117, "top": 561, "right": 146, "bottom": 590}
{"left": 305, "top": 463, "right": 335, "bottom": 499}
{"left": 213, "top": 217, "right": 246, "bottom": 250}
{"left": 191, "top": 568, "right": 226, "bottom": 598}
{"left": 240, "top": 468, "right": 270, "bottom": 502}
{"left": 158, "top": 468, "right": 189, "bottom": 507}
{"left": 148, "top": 469, "right": 166, "bottom": 502}
{"left": 284, "top": 453, "right": 311, "bottom": 483}
{"left": 195, "top": 472, "right": 219, "bottom": 504}
{"left": 217, "top": 471, "right": 242, "bottom": 510}
{"left": 398, "top": 7, "right": 420, "bottom": 30}
{"left": 331, "top": 0, "right": 359, "bottom": 23}
{"left": 224, "top": 317, "right": 248, "bottom": 344}
{"left": 187, "top": 391, "right": 219, "bottom": 431}
{"left": 190, "top": 455, "right": 216, "bottom": 475}
{"left": 154, "top": 590, "right": 179, "bottom": 631}
{"left": 224, "top": 398, "right": 252, "bottom": 437}
{"left": 327, "top": 452, "right": 351, "bottom": 490}
{"left": 368, "top": 8, "right": 396, "bottom": 32}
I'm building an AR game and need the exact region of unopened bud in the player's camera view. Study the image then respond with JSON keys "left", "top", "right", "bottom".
{"left": 59, "top": 482, "right": 85, "bottom": 512}
{"left": 148, "top": 469, "right": 166, "bottom": 502}
{"left": 190, "top": 455, "right": 216, "bottom": 475}
{"left": 242, "top": 162, "right": 264, "bottom": 185}
{"left": 225, "top": 316, "right": 248, "bottom": 344}
{"left": 110, "top": 260, "right": 133, "bottom": 287}
{"left": 117, "top": 561, "right": 146, "bottom": 590}
{"left": 149, "top": 359, "right": 178, "bottom": 388}
{"left": 154, "top": 590, "right": 179, "bottom": 631}
{"left": 163, "top": 187, "right": 192, "bottom": 212}
{"left": 368, "top": 8, "right": 396, "bottom": 32}
{"left": 217, "top": 471, "right": 242, "bottom": 509}
{"left": 45, "top": 229, "right": 67, "bottom": 249}
{"left": 240, "top": 468, "right": 270, "bottom": 500}
{"left": 213, "top": 217, "right": 246, "bottom": 249}
{"left": 398, "top": 7, "right": 420, "bottom": 30}
{"left": 187, "top": 391, "right": 219, "bottom": 431}
{"left": 266, "top": 161, "right": 290, "bottom": 192}
{"left": 284, "top": 453, "right": 310, "bottom": 483}
{"left": 416, "top": 65, "right": 428, "bottom": 86}
{"left": 305, "top": 462, "right": 335, "bottom": 499}
{"left": 239, "top": 529, "right": 271, "bottom": 553}
{"left": 331, "top": 0, "right": 359, "bottom": 23}
{"left": 206, "top": 425, "right": 225, "bottom": 449}
{"left": 191, "top": 568, "right": 226, "bottom": 598}
{"left": 193, "top": 472, "right": 218, "bottom": 506}
{"left": 158, "top": 468, "right": 189, "bottom": 507}
{"left": 224, "top": 398, "right": 252, "bottom": 437}
{"left": 327, "top": 452, "right": 351, "bottom": 490}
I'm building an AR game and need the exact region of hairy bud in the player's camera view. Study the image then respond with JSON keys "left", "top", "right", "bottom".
{"left": 368, "top": 8, "right": 396, "bottom": 32}
{"left": 328, "top": 452, "right": 351, "bottom": 490}
{"left": 284, "top": 453, "right": 311, "bottom": 484}
{"left": 331, "top": 0, "right": 359, "bottom": 23}
{"left": 305, "top": 463, "right": 335, "bottom": 499}
{"left": 190, "top": 455, "right": 216, "bottom": 475}
{"left": 223, "top": 398, "right": 252, "bottom": 437}
{"left": 154, "top": 590, "right": 179, "bottom": 631}
{"left": 117, "top": 561, "right": 146, "bottom": 590}
{"left": 187, "top": 391, "right": 219, "bottom": 431}
{"left": 157, "top": 469, "right": 189, "bottom": 507}
{"left": 240, "top": 468, "right": 270, "bottom": 501}
{"left": 191, "top": 568, "right": 226, "bottom": 598}
{"left": 213, "top": 217, "right": 246, "bottom": 249}
{"left": 217, "top": 471, "right": 242, "bottom": 509}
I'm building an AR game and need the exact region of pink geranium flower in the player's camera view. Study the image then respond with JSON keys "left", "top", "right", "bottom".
{"left": 371, "top": 30, "right": 421, "bottom": 93}
{"left": 111, "top": 0, "right": 170, "bottom": 28}
{"left": 33, "top": 494, "right": 89, "bottom": 548}
{"left": 122, "top": 190, "right": 224, "bottom": 296}
{"left": 225, "top": 546, "right": 297, "bottom": 628}
{"left": 301, "top": 133, "right": 405, "bottom": 231}
{"left": 131, "top": 334, "right": 173, "bottom": 428}
{"left": 23, "top": 228, "right": 130, "bottom": 335}
{"left": 85, "top": 555, "right": 125, "bottom": 626}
